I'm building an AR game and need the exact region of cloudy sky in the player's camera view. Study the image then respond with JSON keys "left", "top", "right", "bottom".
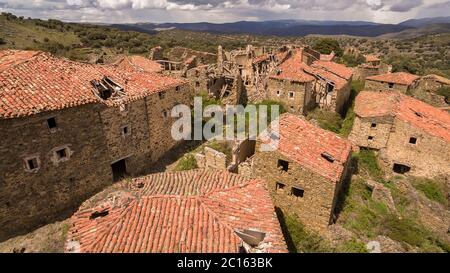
{"left": 0, "top": 0, "right": 449, "bottom": 24}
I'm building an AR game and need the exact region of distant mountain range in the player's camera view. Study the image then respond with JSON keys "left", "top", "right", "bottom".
{"left": 111, "top": 16, "right": 450, "bottom": 38}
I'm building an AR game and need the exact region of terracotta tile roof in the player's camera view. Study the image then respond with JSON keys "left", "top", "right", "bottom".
{"left": 364, "top": 55, "right": 381, "bottom": 63}
{"left": 252, "top": 54, "right": 270, "bottom": 64}
{"left": 303, "top": 64, "right": 348, "bottom": 90}
{"left": 65, "top": 170, "right": 287, "bottom": 253}
{"left": 366, "top": 72, "right": 420, "bottom": 86}
{"left": 0, "top": 50, "right": 186, "bottom": 119}
{"left": 355, "top": 91, "right": 450, "bottom": 143}
{"left": 422, "top": 74, "right": 450, "bottom": 85}
{"left": 311, "top": 60, "right": 353, "bottom": 81}
{"left": 113, "top": 55, "right": 163, "bottom": 73}
{"left": 269, "top": 49, "right": 315, "bottom": 83}
{"left": 262, "top": 114, "right": 352, "bottom": 183}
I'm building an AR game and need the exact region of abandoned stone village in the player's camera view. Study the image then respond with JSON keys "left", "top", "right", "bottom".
{"left": 0, "top": 43, "right": 449, "bottom": 253}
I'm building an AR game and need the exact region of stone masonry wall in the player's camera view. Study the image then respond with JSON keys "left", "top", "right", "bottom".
{"left": 365, "top": 80, "right": 409, "bottom": 93}
{"left": 0, "top": 104, "right": 112, "bottom": 241}
{"left": 349, "top": 116, "right": 394, "bottom": 150}
{"left": 145, "top": 83, "right": 193, "bottom": 162}
{"left": 99, "top": 99, "right": 152, "bottom": 177}
{"left": 267, "top": 79, "right": 314, "bottom": 115}
{"left": 381, "top": 119, "right": 450, "bottom": 178}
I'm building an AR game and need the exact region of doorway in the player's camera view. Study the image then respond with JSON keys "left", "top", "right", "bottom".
{"left": 111, "top": 159, "right": 127, "bottom": 182}
{"left": 393, "top": 163, "right": 411, "bottom": 174}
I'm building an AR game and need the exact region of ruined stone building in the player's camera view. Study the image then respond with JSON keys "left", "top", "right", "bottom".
{"left": 365, "top": 72, "right": 420, "bottom": 93}
{"left": 267, "top": 47, "right": 353, "bottom": 115}
{"left": 65, "top": 170, "right": 287, "bottom": 253}
{"left": 349, "top": 91, "right": 450, "bottom": 178}
{"left": 414, "top": 74, "right": 450, "bottom": 107}
{"left": 354, "top": 55, "right": 392, "bottom": 81}
{"left": 246, "top": 114, "right": 352, "bottom": 233}
{"left": 0, "top": 50, "right": 192, "bottom": 241}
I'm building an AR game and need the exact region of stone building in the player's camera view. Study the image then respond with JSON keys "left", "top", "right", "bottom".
{"left": 353, "top": 55, "right": 392, "bottom": 81}
{"left": 349, "top": 91, "right": 450, "bottom": 178}
{"left": 267, "top": 49, "right": 316, "bottom": 115}
{"left": 65, "top": 170, "right": 287, "bottom": 253}
{"left": 365, "top": 72, "right": 420, "bottom": 93}
{"left": 413, "top": 74, "right": 450, "bottom": 106}
{"left": 249, "top": 114, "right": 352, "bottom": 233}
{"left": 267, "top": 48, "right": 353, "bottom": 115}
{"left": 0, "top": 50, "right": 192, "bottom": 241}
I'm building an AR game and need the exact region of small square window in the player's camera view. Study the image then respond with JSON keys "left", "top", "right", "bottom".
{"left": 388, "top": 83, "right": 394, "bottom": 89}
{"left": 122, "top": 125, "right": 131, "bottom": 137}
{"left": 289, "top": 92, "right": 294, "bottom": 99}
{"left": 291, "top": 187, "right": 304, "bottom": 198}
{"left": 368, "top": 136, "right": 374, "bottom": 141}
{"left": 371, "top": 123, "right": 377, "bottom": 128}
{"left": 195, "top": 82, "right": 200, "bottom": 88}
{"left": 162, "top": 110, "right": 169, "bottom": 118}
{"left": 25, "top": 157, "right": 39, "bottom": 171}
{"left": 277, "top": 159, "right": 289, "bottom": 171}
{"left": 176, "top": 86, "right": 180, "bottom": 91}
{"left": 276, "top": 90, "right": 281, "bottom": 96}
{"left": 276, "top": 182, "right": 286, "bottom": 192}
{"left": 47, "top": 117, "right": 57, "bottom": 129}
{"left": 56, "top": 148, "right": 67, "bottom": 159}
{"left": 409, "top": 137, "right": 417, "bottom": 144}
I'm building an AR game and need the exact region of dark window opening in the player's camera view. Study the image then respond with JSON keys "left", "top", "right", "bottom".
{"left": 388, "top": 83, "right": 394, "bottom": 89}
{"left": 289, "top": 92, "right": 294, "bottom": 98}
{"left": 111, "top": 159, "right": 127, "bottom": 182}
{"left": 195, "top": 82, "right": 200, "bottom": 88}
{"left": 321, "top": 152, "right": 335, "bottom": 163}
{"left": 27, "top": 158, "right": 38, "bottom": 170}
{"left": 122, "top": 126, "right": 130, "bottom": 137}
{"left": 276, "top": 182, "right": 286, "bottom": 191}
{"left": 47, "top": 117, "right": 57, "bottom": 129}
{"left": 409, "top": 137, "right": 417, "bottom": 144}
{"left": 136, "top": 182, "right": 144, "bottom": 189}
{"left": 291, "top": 187, "right": 304, "bottom": 198}
{"left": 176, "top": 86, "right": 180, "bottom": 91}
{"left": 56, "top": 149, "right": 67, "bottom": 159}
{"left": 368, "top": 136, "right": 374, "bottom": 141}
{"left": 277, "top": 159, "right": 289, "bottom": 171}
{"left": 393, "top": 163, "right": 411, "bottom": 174}
{"left": 371, "top": 123, "right": 377, "bottom": 128}
{"left": 159, "top": 92, "right": 166, "bottom": 99}
{"left": 89, "top": 210, "right": 109, "bottom": 220}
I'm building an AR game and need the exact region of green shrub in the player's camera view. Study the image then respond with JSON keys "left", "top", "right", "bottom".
{"left": 174, "top": 154, "right": 198, "bottom": 171}
{"left": 436, "top": 86, "right": 450, "bottom": 103}
{"left": 313, "top": 38, "right": 343, "bottom": 57}
{"left": 411, "top": 177, "right": 447, "bottom": 206}
{"left": 0, "top": 37, "right": 6, "bottom": 45}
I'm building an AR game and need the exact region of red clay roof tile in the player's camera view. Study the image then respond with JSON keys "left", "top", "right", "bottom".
{"left": 366, "top": 72, "right": 420, "bottom": 86}
{"left": 0, "top": 50, "right": 186, "bottom": 119}
{"left": 270, "top": 49, "right": 315, "bottom": 83}
{"left": 262, "top": 114, "right": 352, "bottom": 183}
{"left": 355, "top": 91, "right": 450, "bottom": 143}
{"left": 66, "top": 170, "right": 287, "bottom": 253}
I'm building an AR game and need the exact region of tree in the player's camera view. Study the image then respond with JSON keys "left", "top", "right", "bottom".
{"left": 313, "top": 38, "right": 343, "bottom": 57}
{"left": 0, "top": 37, "right": 6, "bottom": 45}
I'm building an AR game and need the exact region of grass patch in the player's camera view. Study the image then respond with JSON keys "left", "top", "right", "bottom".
{"left": 352, "top": 150, "right": 384, "bottom": 180}
{"left": 204, "top": 140, "right": 232, "bottom": 159}
{"left": 307, "top": 109, "right": 342, "bottom": 134}
{"left": 174, "top": 154, "right": 198, "bottom": 171}
{"left": 410, "top": 177, "right": 448, "bottom": 206}
{"left": 281, "top": 213, "right": 334, "bottom": 253}
{"left": 336, "top": 239, "right": 368, "bottom": 253}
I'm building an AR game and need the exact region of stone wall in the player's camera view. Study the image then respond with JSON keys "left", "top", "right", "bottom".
{"left": 349, "top": 116, "right": 394, "bottom": 150}
{"left": 0, "top": 104, "right": 112, "bottom": 241}
{"left": 145, "top": 83, "right": 193, "bottom": 162}
{"left": 381, "top": 119, "right": 450, "bottom": 178}
{"left": 99, "top": 99, "right": 152, "bottom": 177}
{"left": 251, "top": 141, "right": 349, "bottom": 233}
{"left": 365, "top": 80, "right": 409, "bottom": 93}
{"left": 195, "top": 147, "right": 228, "bottom": 170}
{"left": 334, "top": 80, "right": 352, "bottom": 115}
{"left": 267, "top": 78, "right": 315, "bottom": 115}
